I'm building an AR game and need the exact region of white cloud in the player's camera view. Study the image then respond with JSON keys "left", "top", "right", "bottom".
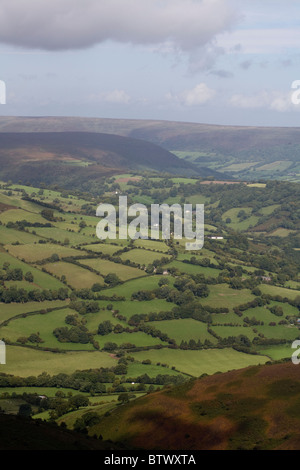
{"left": 89, "top": 89, "right": 131, "bottom": 104}
{"left": 102, "top": 89, "right": 131, "bottom": 104}
{"left": 229, "top": 90, "right": 296, "bottom": 112}
{"left": 0, "top": 0, "right": 239, "bottom": 53}
{"left": 167, "top": 83, "right": 216, "bottom": 106}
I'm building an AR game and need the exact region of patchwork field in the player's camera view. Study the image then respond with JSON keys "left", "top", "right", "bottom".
{"left": 148, "top": 319, "right": 218, "bottom": 344}
{"left": 79, "top": 258, "right": 147, "bottom": 281}
{"left": 201, "top": 284, "right": 255, "bottom": 310}
{"left": 0, "top": 177, "right": 299, "bottom": 450}
{"left": 42, "top": 261, "right": 105, "bottom": 289}
{"left": 120, "top": 248, "right": 171, "bottom": 265}
{"left": 131, "top": 348, "right": 269, "bottom": 376}
{"left": 2, "top": 346, "right": 117, "bottom": 376}
{"left": 5, "top": 243, "right": 84, "bottom": 262}
{"left": 0, "top": 251, "right": 67, "bottom": 290}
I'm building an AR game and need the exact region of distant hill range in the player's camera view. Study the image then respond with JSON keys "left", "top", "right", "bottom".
{"left": 0, "top": 116, "right": 300, "bottom": 153}
{"left": 0, "top": 116, "right": 299, "bottom": 181}
{"left": 0, "top": 130, "right": 224, "bottom": 187}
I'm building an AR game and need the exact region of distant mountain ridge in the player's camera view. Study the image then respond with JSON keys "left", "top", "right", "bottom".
{"left": 0, "top": 116, "right": 299, "bottom": 181}
{"left": 0, "top": 130, "right": 224, "bottom": 186}
{"left": 0, "top": 116, "right": 299, "bottom": 154}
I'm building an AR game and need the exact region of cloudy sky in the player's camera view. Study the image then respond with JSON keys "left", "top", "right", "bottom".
{"left": 0, "top": 0, "right": 300, "bottom": 126}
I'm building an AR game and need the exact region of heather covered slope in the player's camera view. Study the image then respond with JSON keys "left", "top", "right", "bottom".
{"left": 0, "top": 131, "right": 223, "bottom": 185}
{"left": 89, "top": 361, "right": 300, "bottom": 450}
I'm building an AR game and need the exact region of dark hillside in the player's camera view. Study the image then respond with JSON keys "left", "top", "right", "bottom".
{"left": 0, "top": 131, "right": 222, "bottom": 185}
{"left": 89, "top": 361, "right": 300, "bottom": 450}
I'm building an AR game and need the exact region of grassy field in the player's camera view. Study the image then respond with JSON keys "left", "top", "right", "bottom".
{"left": 0, "top": 300, "right": 69, "bottom": 324}
{"left": 0, "top": 225, "right": 40, "bottom": 244}
{"left": 260, "top": 204, "right": 280, "bottom": 215}
{"left": 257, "top": 344, "right": 295, "bottom": 360}
{"left": 254, "top": 324, "right": 300, "bottom": 341}
{"left": 148, "top": 319, "right": 218, "bottom": 344}
{"left": 120, "top": 248, "right": 171, "bottom": 265}
{"left": 212, "top": 311, "right": 245, "bottom": 326}
{"left": 1, "top": 346, "right": 117, "bottom": 376}
{"left": 131, "top": 348, "right": 269, "bottom": 376}
{"left": 268, "top": 228, "right": 297, "bottom": 237}
{"left": 0, "top": 251, "right": 67, "bottom": 290}
{"left": 176, "top": 248, "right": 218, "bottom": 264}
{"left": 42, "top": 261, "right": 104, "bottom": 289}
{"left": 5, "top": 243, "right": 84, "bottom": 262}
{"left": 27, "top": 226, "right": 94, "bottom": 245}
{"left": 94, "top": 331, "right": 168, "bottom": 348}
{"left": 0, "top": 308, "right": 95, "bottom": 350}
{"left": 79, "top": 258, "right": 147, "bottom": 281}
{"left": 201, "top": 284, "right": 255, "bottom": 310}
{"left": 133, "top": 239, "right": 170, "bottom": 252}
{"left": 103, "top": 276, "right": 173, "bottom": 300}
{"left": 211, "top": 325, "right": 258, "bottom": 341}
{"left": 259, "top": 284, "right": 299, "bottom": 300}
{"left": 126, "top": 361, "right": 181, "bottom": 378}
{"left": 81, "top": 243, "right": 122, "bottom": 256}
{"left": 166, "top": 260, "right": 220, "bottom": 277}
{"left": 85, "top": 299, "right": 173, "bottom": 324}
{"left": 0, "top": 209, "right": 47, "bottom": 225}
{"left": 222, "top": 207, "right": 260, "bottom": 231}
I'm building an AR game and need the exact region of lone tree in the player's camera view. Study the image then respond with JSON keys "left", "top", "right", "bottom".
{"left": 18, "top": 403, "right": 33, "bottom": 417}
{"left": 118, "top": 393, "right": 129, "bottom": 404}
{"left": 104, "top": 273, "right": 121, "bottom": 287}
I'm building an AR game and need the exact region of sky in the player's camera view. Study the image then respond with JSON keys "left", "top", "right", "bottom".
{"left": 0, "top": 0, "right": 300, "bottom": 127}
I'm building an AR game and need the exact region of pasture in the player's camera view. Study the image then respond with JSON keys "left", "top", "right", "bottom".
{"left": 0, "top": 225, "right": 40, "bottom": 244}
{"left": 0, "top": 308, "right": 96, "bottom": 351}
{"left": 5, "top": 243, "right": 83, "bottom": 262}
{"left": 1, "top": 346, "right": 117, "bottom": 376}
{"left": 133, "top": 239, "right": 170, "bottom": 252}
{"left": 0, "top": 300, "right": 69, "bottom": 324}
{"left": 200, "top": 284, "right": 255, "bottom": 310}
{"left": 148, "top": 319, "right": 218, "bottom": 344}
{"left": 79, "top": 258, "right": 147, "bottom": 281}
{"left": 0, "top": 252, "right": 67, "bottom": 290}
{"left": 42, "top": 261, "right": 104, "bottom": 289}
{"left": 81, "top": 243, "right": 122, "bottom": 256}
{"left": 131, "top": 348, "right": 269, "bottom": 376}
{"left": 165, "top": 260, "right": 220, "bottom": 277}
{"left": 93, "top": 331, "right": 168, "bottom": 348}
{"left": 103, "top": 276, "right": 173, "bottom": 299}
{"left": 120, "top": 248, "right": 171, "bottom": 265}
